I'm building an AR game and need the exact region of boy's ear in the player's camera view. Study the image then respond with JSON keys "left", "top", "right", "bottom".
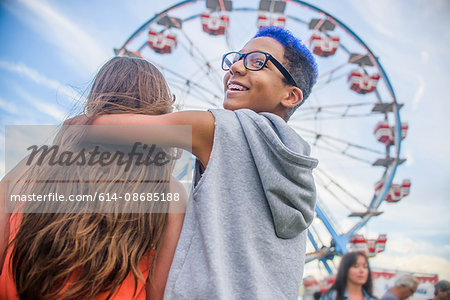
{"left": 281, "top": 86, "right": 303, "bottom": 108}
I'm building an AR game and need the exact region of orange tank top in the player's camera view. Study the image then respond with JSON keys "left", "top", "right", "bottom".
{"left": 0, "top": 213, "right": 153, "bottom": 300}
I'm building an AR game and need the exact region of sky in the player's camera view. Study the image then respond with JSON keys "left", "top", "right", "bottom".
{"left": 0, "top": 0, "right": 449, "bottom": 283}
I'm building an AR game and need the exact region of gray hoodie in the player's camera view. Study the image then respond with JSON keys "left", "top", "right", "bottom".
{"left": 164, "top": 109, "right": 318, "bottom": 300}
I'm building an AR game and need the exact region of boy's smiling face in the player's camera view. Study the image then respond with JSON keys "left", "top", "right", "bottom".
{"left": 223, "top": 37, "right": 293, "bottom": 117}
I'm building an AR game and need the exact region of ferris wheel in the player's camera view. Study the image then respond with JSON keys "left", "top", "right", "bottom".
{"left": 114, "top": 0, "right": 409, "bottom": 273}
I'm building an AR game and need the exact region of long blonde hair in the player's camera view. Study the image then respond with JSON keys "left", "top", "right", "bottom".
{"left": 10, "top": 57, "right": 175, "bottom": 299}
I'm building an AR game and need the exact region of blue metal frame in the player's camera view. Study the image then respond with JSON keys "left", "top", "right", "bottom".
{"left": 287, "top": 0, "right": 403, "bottom": 267}
{"left": 118, "top": 0, "right": 404, "bottom": 275}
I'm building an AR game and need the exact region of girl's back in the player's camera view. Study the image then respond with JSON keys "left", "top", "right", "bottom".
{"left": 0, "top": 57, "right": 186, "bottom": 300}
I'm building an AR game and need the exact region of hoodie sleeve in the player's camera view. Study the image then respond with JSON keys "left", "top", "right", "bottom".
{"left": 235, "top": 110, "right": 318, "bottom": 239}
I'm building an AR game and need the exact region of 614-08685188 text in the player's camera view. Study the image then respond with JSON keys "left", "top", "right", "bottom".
{"left": 100, "top": 192, "right": 180, "bottom": 202}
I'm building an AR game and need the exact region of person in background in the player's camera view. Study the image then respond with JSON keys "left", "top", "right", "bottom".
{"left": 432, "top": 280, "right": 450, "bottom": 300}
{"left": 321, "top": 251, "right": 377, "bottom": 300}
{"left": 381, "top": 273, "right": 419, "bottom": 300}
{"left": 315, "top": 291, "right": 323, "bottom": 300}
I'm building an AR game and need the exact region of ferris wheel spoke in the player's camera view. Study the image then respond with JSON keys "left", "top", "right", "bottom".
{"left": 170, "top": 79, "right": 222, "bottom": 108}
{"left": 285, "top": 14, "right": 309, "bottom": 26}
{"left": 177, "top": 44, "right": 222, "bottom": 92}
{"left": 137, "top": 41, "right": 147, "bottom": 53}
{"left": 317, "top": 197, "right": 343, "bottom": 234}
{"left": 292, "top": 103, "right": 380, "bottom": 121}
{"left": 146, "top": 58, "right": 222, "bottom": 106}
{"left": 315, "top": 52, "right": 373, "bottom": 88}
{"left": 316, "top": 167, "right": 368, "bottom": 209}
{"left": 306, "top": 229, "right": 332, "bottom": 262}
{"left": 118, "top": 1, "right": 406, "bottom": 268}
{"left": 297, "top": 113, "right": 356, "bottom": 121}
{"left": 310, "top": 225, "right": 325, "bottom": 248}
{"left": 293, "top": 126, "right": 384, "bottom": 155}
{"left": 323, "top": 143, "right": 376, "bottom": 164}
{"left": 169, "top": 77, "right": 221, "bottom": 107}
{"left": 178, "top": 29, "right": 225, "bottom": 91}
{"left": 185, "top": 65, "right": 224, "bottom": 91}
{"left": 172, "top": 80, "right": 221, "bottom": 108}
{"left": 316, "top": 175, "right": 357, "bottom": 212}
{"left": 317, "top": 62, "right": 349, "bottom": 82}
{"left": 178, "top": 42, "right": 211, "bottom": 70}
{"left": 291, "top": 102, "right": 374, "bottom": 121}
{"left": 223, "top": 26, "right": 234, "bottom": 50}
{"left": 314, "top": 72, "right": 349, "bottom": 91}
{"left": 168, "top": 79, "right": 203, "bottom": 99}
{"left": 301, "top": 139, "right": 376, "bottom": 165}
{"left": 308, "top": 224, "right": 322, "bottom": 250}
{"left": 373, "top": 87, "right": 386, "bottom": 104}
{"left": 299, "top": 113, "right": 379, "bottom": 121}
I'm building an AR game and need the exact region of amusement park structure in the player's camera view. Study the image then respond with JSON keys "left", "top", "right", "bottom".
{"left": 114, "top": 0, "right": 410, "bottom": 274}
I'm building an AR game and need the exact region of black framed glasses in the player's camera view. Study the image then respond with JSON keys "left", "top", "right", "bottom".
{"left": 221, "top": 50, "right": 298, "bottom": 87}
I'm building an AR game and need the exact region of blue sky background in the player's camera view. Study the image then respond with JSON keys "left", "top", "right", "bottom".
{"left": 1, "top": 0, "right": 449, "bottom": 281}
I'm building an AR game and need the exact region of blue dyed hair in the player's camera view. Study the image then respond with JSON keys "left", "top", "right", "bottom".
{"left": 254, "top": 26, "right": 318, "bottom": 118}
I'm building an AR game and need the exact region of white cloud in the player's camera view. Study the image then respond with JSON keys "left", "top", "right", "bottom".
{"left": 404, "top": 147, "right": 415, "bottom": 167}
{"left": 371, "top": 253, "right": 450, "bottom": 279}
{"left": 385, "top": 236, "right": 450, "bottom": 258}
{"left": 0, "top": 97, "right": 19, "bottom": 114}
{"left": 412, "top": 73, "right": 425, "bottom": 110}
{"left": 350, "top": 0, "right": 449, "bottom": 52}
{"left": 353, "top": 2, "right": 397, "bottom": 37}
{"left": 420, "top": 51, "right": 430, "bottom": 63}
{"left": 0, "top": 60, "right": 82, "bottom": 103}
{"left": 375, "top": 199, "right": 449, "bottom": 232}
{"left": 5, "top": 0, "right": 110, "bottom": 73}
{"left": 1, "top": 0, "right": 448, "bottom": 280}
{"left": 14, "top": 88, "right": 66, "bottom": 122}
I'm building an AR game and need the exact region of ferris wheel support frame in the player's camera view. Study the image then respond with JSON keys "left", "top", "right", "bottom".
{"left": 117, "top": 0, "right": 405, "bottom": 273}
{"left": 286, "top": 0, "right": 403, "bottom": 265}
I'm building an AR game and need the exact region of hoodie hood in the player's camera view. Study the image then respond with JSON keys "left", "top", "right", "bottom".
{"left": 235, "top": 109, "right": 318, "bottom": 239}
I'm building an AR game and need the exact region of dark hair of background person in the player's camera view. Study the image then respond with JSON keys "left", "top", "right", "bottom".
{"left": 326, "top": 251, "right": 375, "bottom": 300}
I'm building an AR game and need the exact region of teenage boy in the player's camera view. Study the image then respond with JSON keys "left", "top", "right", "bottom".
{"left": 94, "top": 26, "right": 318, "bottom": 299}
